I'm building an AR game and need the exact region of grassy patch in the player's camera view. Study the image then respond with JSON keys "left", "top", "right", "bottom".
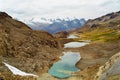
{"left": 79, "top": 27, "right": 120, "bottom": 42}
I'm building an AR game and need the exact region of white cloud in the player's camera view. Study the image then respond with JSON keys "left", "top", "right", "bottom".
{"left": 0, "top": 0, "right": 120, "bottom": 20}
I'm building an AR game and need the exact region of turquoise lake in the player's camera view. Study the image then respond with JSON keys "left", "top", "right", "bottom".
{"left": 48, "top": 52, "right": 81, "bottom": 78}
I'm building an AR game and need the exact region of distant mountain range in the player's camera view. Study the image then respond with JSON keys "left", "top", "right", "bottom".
{"left": 24, "top": 18, "right": 86, "bottom": 34}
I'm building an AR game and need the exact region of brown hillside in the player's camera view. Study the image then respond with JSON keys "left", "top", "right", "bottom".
{"left": 0, "top": 12, "right": 61, "bottom": 79}
{"left": 65, "top": 11, "right": 120, "bottom": 80}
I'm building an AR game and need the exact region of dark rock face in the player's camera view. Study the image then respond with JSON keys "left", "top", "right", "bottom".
{"left": 0, "top": 12, "right": 12, "bottom": 18}
{"left": 0, "top": 77, "right": 4, "bottom": 80}
{"left": 90, "top": 24, "right": 99, "bottom": 28}
{"left": 0, "top": 12, "right": 61, "bottom": 77}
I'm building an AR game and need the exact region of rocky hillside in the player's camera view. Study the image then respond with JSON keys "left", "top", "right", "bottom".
{"left": 95, "top": 52, "right": 120, "bottom": 80}
{"left": 65, "top": 11, "right": 120, "bottom": 80}
{"left": 53, "top": 31, "right": 69, "bottom": 38}
{"left": 76, "top": 11, "right": 120, "bottom": 31}
{"left": 0, "top": 12, "right": 61, "bottom": 79}
{"left": 73, "top": 11, "right": 120, "bottom": 42}
{"left": 85, "top": 11, "right": 120, "bottom": 26}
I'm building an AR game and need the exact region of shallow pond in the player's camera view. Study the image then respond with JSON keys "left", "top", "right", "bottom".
{"left": 48, "top": 52, "right": 81, "bottom": 78}
{"left": 67, "top": 35, "right": 79, "bottom": 39}
{"left": 64, "top": 42, "right": 89, "bottom": 48}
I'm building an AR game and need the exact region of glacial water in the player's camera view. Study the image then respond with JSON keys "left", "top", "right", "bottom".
{"left": 67, "top": 35, "right": 79, "bottom": 39}
{"left": 64, "top": 42, "right": 89, "bottom": 48}
{"left": 48, "top": 52, "right": 81, "bottom": 78}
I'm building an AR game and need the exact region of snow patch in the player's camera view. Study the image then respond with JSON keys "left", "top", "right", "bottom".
{"left": 3, "top": 62, "right": 38, "bottom": 77}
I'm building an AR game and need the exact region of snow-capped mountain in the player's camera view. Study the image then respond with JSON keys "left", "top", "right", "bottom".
{"left": 24, "top": 17, "right": 86, "bottom": 34}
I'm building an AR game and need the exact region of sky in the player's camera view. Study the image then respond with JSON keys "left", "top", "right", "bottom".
{"left": 0, "top": 0, "right": 120, "bottom": 21}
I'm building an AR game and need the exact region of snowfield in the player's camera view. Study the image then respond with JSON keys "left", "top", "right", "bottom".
{"left": 3, "top": 62, "right": 38, "bottom": 77}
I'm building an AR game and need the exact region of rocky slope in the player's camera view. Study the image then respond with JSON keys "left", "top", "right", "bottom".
{"left": 95, "top": 52, "right": 120, "bottom": 80}
{"left": 61, "top": 11, "right": 120, "bottom": 80}
{"left": 36, "top": 11, "right": 120, "bottom": 80}
{"left": 75, "top": 11, "right": 120, "bottom": 34}
{"left": 0, "top": 12, "right": 61, "bottom": 79}
{"left": 53, "top": 31, "right": 69, "bottom": 38}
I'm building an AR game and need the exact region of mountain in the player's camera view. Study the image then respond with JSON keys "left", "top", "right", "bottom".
{"left": 76, "top": 11, "right": 120, "bottom": 32}
{"left": 25, "top": 18, "right": 86, "bottom": 34}
{"left": 0, "top": 12, "right": 61, "bottom": 79}
{"left": 65, "top": 11, "right": 120, "bottom": 80}
{"left": 1, "top": 10, "right": 120, "bottom": 80}
{"left": 73, "top": 11, "right": 120, "bottom": 42}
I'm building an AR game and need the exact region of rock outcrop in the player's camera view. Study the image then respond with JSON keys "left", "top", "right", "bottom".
{"left": 95, "top": 52, "right": 120, "bottom": 80}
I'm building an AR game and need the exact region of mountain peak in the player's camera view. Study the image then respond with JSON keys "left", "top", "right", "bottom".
{"left": 26, "top": 17, "right": 86, "bottom": 34}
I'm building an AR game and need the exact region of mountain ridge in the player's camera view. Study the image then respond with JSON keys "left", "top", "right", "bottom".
{"left": 65, "top": 10, "right": 120, "bottom": 80}
{"left": 0, "top": 12, "right": 61, "bottom": 80}
{"left": 76, "top": 11, "right": 120, "bottom": 32}
{"left": 25, "top": 17, "right": 86, "bottom": 34}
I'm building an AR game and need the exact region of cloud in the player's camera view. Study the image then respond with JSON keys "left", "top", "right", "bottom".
{"left": 0, "top": 0, "right": 120, "bottom": 20}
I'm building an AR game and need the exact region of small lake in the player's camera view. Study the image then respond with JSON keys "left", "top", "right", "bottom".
{"left": 64, "top": 42, "right": 89, "bottom": 48}
{"left": 67, "top": 35, "right": 79, "bottom": 39}
{"left": 48, "top": 52, "right": 81, "bottom": 78}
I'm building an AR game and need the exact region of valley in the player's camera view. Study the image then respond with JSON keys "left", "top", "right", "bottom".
{"left": 0, "top": 10, "right": 120, "bottom": 80}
